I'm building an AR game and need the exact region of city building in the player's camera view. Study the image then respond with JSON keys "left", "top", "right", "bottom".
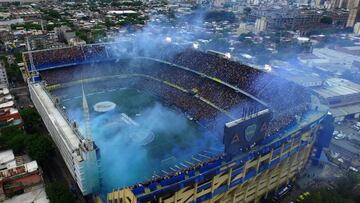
{"left": 298, "top": 46, "right": 360, "bottom": 74}
{"left": 0, "top": 0, "right": 42, "bottom": 5}
{"left": 28, "top": 82, "right": 100, "bottom": 195}
{"left": 346, "top": 8, "right": 360, "bottom": 27}
{"left": 313, "top": 78, "right": 360, "bottom": 121}
{"left": 254, "top": 17, "right": 267, "bottom": 33}
{"left": 250, "top": 7, "right": 348, "bottom": 30}
{"left": 0, "top": 150, "right": 16, "bottom": 171}
{"left": 237, "top": 23, "right": 254, "bottom": 34}
{"left": 0, "top": 150, "right": 48, "bottom": 203}
{"left": 347, "top": 0, "right": 360, "bottom": 9}
{"left": 0, "top": 88, "right": 22, "bottom": 128}
{"left": 354, "top": 22, "right": 360, "bottom": 34}
{"left": 0, "top": 63, "right": 9, "bottom": 88}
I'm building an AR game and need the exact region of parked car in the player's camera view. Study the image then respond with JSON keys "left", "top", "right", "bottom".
{"left": 349, "top": 166, "right": 359, "bottom": 173}
{"left": 296, "top": 192, "right": 310, "bottom": 202}
{"left": 334, "top": 133, "right": 346, "bottom": 140}
{"left": 271, "top": 184, "right": 293, "bottom": 202}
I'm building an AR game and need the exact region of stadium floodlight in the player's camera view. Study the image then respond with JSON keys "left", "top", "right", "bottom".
{"left": 165, "top": 37, "right": 172, "bottom": 43}
{"left": 264, "top": 64, "right": 272, "bottom": 72}
{"left": 225, "top": 52, "right": 231, "bottom": 59}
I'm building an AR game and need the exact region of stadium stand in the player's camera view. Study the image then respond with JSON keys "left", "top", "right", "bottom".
{"left": 39, "top": 59, "right": 262, "bottom": 122}
{"left": 169, "top": 49, "right": 310, "bottom": 114}
{"left": 25, "top": 43, "right": 310, "bottom": 138}
{"left": 23, "top": 43, "right": 328, "bottom": 203}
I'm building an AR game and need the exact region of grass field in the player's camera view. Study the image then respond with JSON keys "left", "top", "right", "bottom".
{"left": 52, "top": 82, "right": 223, "bottom": 194}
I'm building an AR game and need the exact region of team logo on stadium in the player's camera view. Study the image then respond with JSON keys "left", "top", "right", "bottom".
{"left": 231, "top": 133, "right": 241, "bottom": 144}
{"left": 245, "top": 124, "right": 257, "bottom": 142}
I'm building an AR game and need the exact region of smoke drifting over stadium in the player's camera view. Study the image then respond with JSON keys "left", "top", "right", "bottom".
{"left": 50, "top": 16, "right": 306, "bottom": 192}
{"left": 59, "top": 82, "right": 223, "bottom": 193}
{"left": 22, "top": 8, "right": 332, "bottom": 203}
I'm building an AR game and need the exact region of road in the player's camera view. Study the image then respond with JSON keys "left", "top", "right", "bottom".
{"left": 10, "top": 86, "right": 28, "bottom": 91}
{"left": 10, "top": 85, "right": 33, "bottom": 109}
{"left": 279, "top": 163, "right": 345, "bottom": 203}
{"left": 42, "top": 143, "right": 86, "bottom": 203}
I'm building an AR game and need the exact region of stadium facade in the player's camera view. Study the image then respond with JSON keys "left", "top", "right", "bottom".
{"left": 23, "top": 43, "right": 333, "bottom": 203}
{"left": 29, "top": 82, "right": 101, "bottom": 195}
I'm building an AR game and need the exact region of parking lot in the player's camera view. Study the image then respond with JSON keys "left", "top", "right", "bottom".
{"left": 329, "top": 119, "right": 360, "bottom": 171}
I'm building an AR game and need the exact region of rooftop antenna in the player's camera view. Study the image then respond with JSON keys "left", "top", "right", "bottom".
{"left": 81, "top": 77, "right": 94, "bottom": 150}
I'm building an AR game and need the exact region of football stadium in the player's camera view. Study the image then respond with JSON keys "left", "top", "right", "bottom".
{"left": 23, "top": 42, "right": 333, "bottom": 203}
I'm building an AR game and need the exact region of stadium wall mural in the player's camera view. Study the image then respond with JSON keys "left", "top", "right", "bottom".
{"left": 224, "top": 109, "right": 272, "bottom": 156}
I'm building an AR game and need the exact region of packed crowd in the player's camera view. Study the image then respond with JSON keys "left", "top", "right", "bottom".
{"left": 134, "top": 77, "right": 221, "bottom": 121}
{"left": 83, "top": 45, "right": 107, "bottom": 60}
{"left": 168, "top": 49, "right": 311, "bottom": 114}
{"left": 41, "top": 62, "right": 222, "bottom": 122}
{"left": 24, "top": 44, "right": 109, "bottom": 69}
{"left": 37, "top": 45, "right": 311, "bottom": 134}
{"left": 128, "top": 153, "right": 226, "bottom": 194}
{"left": 135, "top": 60, "right": 258, "bottom": 113}
{"left": 164, "top": 49, "right": 311, "bottom": 136}
{"left": 40, "top": 58, "right": 259, "bottom": 122}
{"left": 34, "top": 44, "right": 313, "bottom": 192}
{"left": 24, "top": 46, "right": 84, "bottom": 68}
{"left": 26, "top": 44, "right": 310, "bottom": 112}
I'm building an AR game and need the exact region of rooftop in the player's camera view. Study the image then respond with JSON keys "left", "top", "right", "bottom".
{"left": 0, "top": 150, "right": 15, "bottom": 168}
{"left": 330, "top": 103, "right": 360, "bottom": 118}
{"left": 314, "top": 78, "right": 360, "bottom": 99}
{"left": 31, "top": 83, "right": 80, "bottom": 150}
{"left": 0, "top": 88, "right": 9, "bottom": 95}
{"left": 0, "top": 100, "right": 14, "bottom": 109}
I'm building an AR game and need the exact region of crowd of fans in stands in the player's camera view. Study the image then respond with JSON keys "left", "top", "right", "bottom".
{"left": 168, "top": 49, "right": 310, "bottom": 113}
{"left": 24, "top": 44, "right": 108, "bottom": 68}
{"left": 32, "top": 44, "right": 312, "bottom": 192}
{"left": 129, "top": 153, "right": 226, "bottom": 193}
{"left": 165, "top": 49, "right": 310, "bottom": 136}
{"left": 40, "top": 58, "right": 257, "bottom": 123}
{"left": 36, "top": 44, "right": 311, "bottom": 134}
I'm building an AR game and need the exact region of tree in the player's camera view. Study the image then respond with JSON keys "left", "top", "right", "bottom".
{"left": 25, "top": 134, "right": 53, "bottom": 163}
{"left": 46, "top": 9, "right": 61, "bottom": 19}
{"left": 45, "top": 181, "right": 75, "bottom": 203}
{"left": 92, "top": 29, "right": 106, "bottom": 42}
{"left": 303, "top": 188, "right": 354, "bottom": 203}
{"left": 0, "top": 125, "right": 53, "bottom": 162}
{"left": 2, "top": 57, "right": 23, "bottom": 84}
{"left": 14, "top": 52, "right": 22, "bottom": 63}
{"left": 244, "top": 7, "right": 251, "bottom": 16}
{"left": 304, "top": 173, "right": 360, "bottom": 203}
{"left": 204, "top": 11, "right": 236, "bottom": 23}
{"left": 8, "top": 133, "right": 26, "bottom": 153}
{"left": 320, "top": 16, "right": 333, "bottom": 24}
{"left": 76, "top": 30, "right": 89, "bottom": 43}
{"left": 20, "top": 108, "right": 43, "bottom": 134}
{"left": 0, "top": 126, "right": 26, "bottom": 153}
{"left": 105, "top": 18, "right": 115, "bottom": 28}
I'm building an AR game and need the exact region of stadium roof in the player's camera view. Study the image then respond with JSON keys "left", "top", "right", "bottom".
{"left": 315, "top": 78, "right": 360, "bottom": 99}
{"left": 31, "top": 84, "right": 80, "bottom": 150}
{"left": 330, "top": 103, "right": 360, "bottom": 118}
{"left": 107, "top": 10, "right": 137, "bottom": 15}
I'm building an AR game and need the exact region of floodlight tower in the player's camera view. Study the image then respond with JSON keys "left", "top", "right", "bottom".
{"left": 81, "top": 82, "right": 94, "bottom": 151}
{"left": 26, "top": 37, "right": 35, "bottom": 71}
